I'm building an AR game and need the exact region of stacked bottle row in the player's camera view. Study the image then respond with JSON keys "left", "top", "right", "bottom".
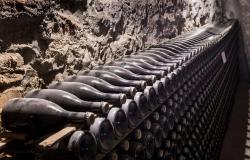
{"left": 101, "top": 21, "right": 238, "bottom": 159}
{"left": 0, "top": 21, "right": 239, "bottom": 160}
{"left": 100, "top": 22, "right": 239, "bottom": 160}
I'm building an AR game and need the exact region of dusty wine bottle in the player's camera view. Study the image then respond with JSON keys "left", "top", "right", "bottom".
{"left": 153, "top": 149, "right": 165, "bottom": 159}
{"left": 158, "top": 115, "right": 169, "bottom": 138}
{"left": 129, "top": 141, "right": 145, "bottom": 154}
{"left": 121, "top": 57, "right": 171, "bottom": 72}
{"left": 121, "top": 99, "right": 141, "bottom": 128}
{"left": 140, "top": 119, "right": 152, "bottom": 130}
{"left": 64, "top": 75, "right": 137, "bottom": 98}
{"left": 48, "top": 82, "right": 127, "bottom": 106}
{"left": 160, "top": 41, "right": 205, "bottom": 54}
{"left": 93, "top": 65, "right": 156, "bottom": 85}
{"left": 117, "top": 140, "right": 130, "bottom": 152}
{"left": 78, "top": 70, "right": 146, "bottom": 91}
{"left": 142, "top": 131, "right": 156, "bottom": 159}
{"left": 136, "top": 51, "right": 181, "bottom": 65}
{"left": 159, "top": 104, "right": 167, "bottom": 114}
{"left": 150, "top": 123, "right": 164, "bottom": 148}
{"left": 109, "top": 61, "right": 166, "bottom": 78}
{"left": 104, "top": 151, "right": 118, "bottom": 160}
{"left": 123, "top": 57, "right": 174, "bottom": 73}
{"left": 107, "top": 107, "right": 128, "bottom": 138}
{"left": 1, "top": 98, "right": 94, "bottom": 134}
{"left": 124, "top": 54, "right": 178, "bottom": 70}
{"left": 25, "top": 89, "right": 110, "bottom": 114}
{"left": 117, "top": 58, "right": 171, "bottom": 74}
{"left": 160, "top": 76, "right": 170, "bottom": 88}
{"left": 139, "top": 50, "right": 185, "bottom": 64}
{"left": 151, "top": 112, "right": 160, "bottom": 121}
{"left": 89, "top": 118, "right": 115, "bottom": 153}
{"left": 144, "top": 86, "right": 160, "bottom": 110}
{"left": 149, "top": 46, "right": 192, "bottom": 59}
{"left": 131, "top": 129, "right": 142, "bottom": 140}
{"left": 153, "top": 80, "right": 167, "bottom": 102}
{"left": 154, "top": 45, "right": 196, "bottom": 58}
{"left": 67, "top": 130, "right": 97, "bottom": 160}
{"left": 133, "top": 92, "right": 149, "bottom": 116}
{"left": 167, "top": 111, "right": 175, "bottom": 131}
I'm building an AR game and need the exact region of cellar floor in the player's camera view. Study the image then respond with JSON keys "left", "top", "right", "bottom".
{"left": 220, "top": 81, "right": 249, "bottom": 160}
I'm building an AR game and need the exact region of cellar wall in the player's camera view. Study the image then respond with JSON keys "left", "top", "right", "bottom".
{"left": 0, "top": 0, "right": 223, "bottom": 109}
{"left": 221, "top": 0, "right": 250, "bottom": 80}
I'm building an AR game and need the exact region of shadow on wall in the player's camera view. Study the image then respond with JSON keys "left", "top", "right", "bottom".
{"left": 237, "top": 26, "right": 250, "bottom": 81}
{"left": 222, "top": 0, "right": 250, "bottom": 81}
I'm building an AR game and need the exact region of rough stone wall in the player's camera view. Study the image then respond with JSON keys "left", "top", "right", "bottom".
{"left": 221, "top": 0, "right": 250, "bottom": 80}
{"left": 0, "top": 0, "right": 222, "bottom": 109}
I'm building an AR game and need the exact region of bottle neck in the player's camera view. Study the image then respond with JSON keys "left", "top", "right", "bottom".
{"left": 105, "top": 93, "right": 127, "bottom": 104}
{"left": 85, "top": 101, "right": 110, "bottom": 114}
{"left": 123, "top": 87, "right": 136, "bottom": 97}
{"left": 66, "top": 112, "right": 94, "bottom": 126}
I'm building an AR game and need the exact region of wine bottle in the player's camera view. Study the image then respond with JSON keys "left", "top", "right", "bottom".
{"left": 89, "top": 118, "right": 115, "bottom": 153}
{"left": 122, "top": 57, "right": 171, "bottom": 72}
{"left": 158, "top": 42, "right": 202, "bottom": 54}
{"left": 64, "top": 75, "right": 137, "bottom": 98}
{"left": 121, "top": 99, "right": 140, "bottom": 128}
{"left": 109, "top": 61, "right": 166, "bottom": 78}
{"left": 160, "top": 77, "right": 171, "bottom": 97}
{"left": 142, "top": 131, "right": 156, "bottom": 159}
{"left": 131, "top": 129, "right": 142, "bottom": 140}
{"left": 172, "top": 102, "right": 181, "bottom": 123}
{"left": 159, "top": 104, "right": 167, "bottom": 114}
{"left": 107, "top": 107, "right": 128, "bottom": 138}
{"left": 2, "top": 98, "right": 94, "bottom": 134}
{"left": 117, "top": 58, "right": 171, "bottom": 74}
{"left": 117, "top": 140, "right": 130, "bottom": 152}
{"left": 67, "top": 130, "right": 97, "bottom": 160}
{"left": 136, "top": 51, "right": 182, "bottom": 65}
{"left": 25, "top": 89, "right": 110, "bottom": 114}
{"left": 168, "top": 110, "right": 175, "bottom": 131}
{"left": 149, "top": 46, "right": 193, "bottom": 60}
{"left": 150, "top": 112, "right": 160, "bottom": 121}
{"left": 104, "top": 151, "right": 118, "bottom": 160}
{"left": 148, "top": 47, "right": 192, "bottom": 59}
{"left": 133, "top": 92, "right": 149, "bottom": 116}
{"left": 48, "top": 82, "right": 127, "bottom": 106}
{"left": 156, "top": 114, "right": 169, "bottom": 138}
{"left": 93, "top": 65, "right": 156, "bottom": 85}
{"left": 78, "top": 70, "right": 146, "bottom": 91}
{"left": 124, "top": 54, "right": 178, "bottom": 69}
{"left": 154, "top": 149, "right": 165, "bottom": 159}
{"left": 129, "top": 141, "right": 145, "bottom": 154}
{"left": 153, "top": 80, "right": 167, "bottom": 102}
{"left": 144, "top": 86, "right": 160, "bottom": 110}
{"left": 150, "top": 123, "right": 164, "bottom": 148}
{"left": 148, "top": 43, "right": 189, "bottom": 53}
{"left": 151, "top": 112, "right": 169, "bottom": 137}
{"left": 139, "top": 50, "right": 185, "bottom": 63}
{"left": 140, "top": 119, "right": 152, "bottom": 130}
